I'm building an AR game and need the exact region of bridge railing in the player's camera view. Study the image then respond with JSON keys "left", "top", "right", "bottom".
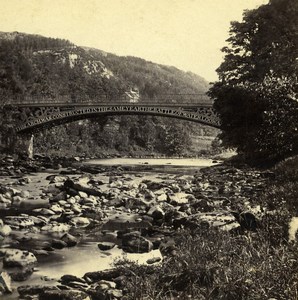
{"left": 4, "top": 93, "right": 212, "bottom": 106}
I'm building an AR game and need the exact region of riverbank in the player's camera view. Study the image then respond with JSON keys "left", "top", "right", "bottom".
{"left": 0, "top": 156, "right": 297, "bottom": 299}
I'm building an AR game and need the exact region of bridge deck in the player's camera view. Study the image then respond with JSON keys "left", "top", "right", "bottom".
{"left": 9, "top": 101, "right": 214, "bottom": 108}
{"left": 4, "top": 94, "right": 213, "bottom": 107}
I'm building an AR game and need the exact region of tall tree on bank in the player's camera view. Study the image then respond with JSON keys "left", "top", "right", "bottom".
{"left": 209, "top": 0, "right": 298, "bottom": 162}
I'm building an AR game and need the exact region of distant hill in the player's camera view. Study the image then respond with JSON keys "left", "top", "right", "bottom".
{"left": 0, "top": 32, "right": 219, "bottom": 157}
{"left": 0, "top": 31, "right": 210, "bottom": 103}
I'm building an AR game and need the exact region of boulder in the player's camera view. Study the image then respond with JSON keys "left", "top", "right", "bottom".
{"left": 32, "top": 208, "right": 56, "bottom": 216}
{"left": 0, "top": 272, "right": 12, "bottom": 293}
{"left": 46, "top": 175, "right": 69, "bottom": 183}
{"left": 4, "top": 216, "right": 34, "bottom": 228}
{"left": 98, "top": 242, "right": 116, "bottom": 251}
{"left": 191, "top": 199, "right": 213, "bottom": 212}
{"left": 146, "top": 257, "right": 162, "bottom": 264}
{"left": 89, "top": 280, "right": 123, "bottom": 299}
{"left": 46, "top": 185, "right": 62, "bottom": 195}
{"left": 50, "top": 204, "right": 64, "bottom": 214}
{"left": 17, "top": 285, "right": 59, "bottom": 297}
{"left": 0, "top": 224, "right": 12, "bottom": 236}
{"left": 61, "top": 233, "right": 78, "bottom": 247}
{"left": 42, "top": 289, "right": 91, "bottom": 300}
{"left": 20, "top": 190, "right": 30, "bottom": 198}
{"left": 143, "top": 189, "right": 156, "bottom": 200}
{"left": 1, "top": 249, "right": 37, "bottom": 268}
{"left": 64, "top": 179, "right": 102, "bottom": 197}
{"left": 0, "top": 194, "right": 12, "bottom": 206}
{"left": 9, "top": 266, "right": 34, "bottom": 281}
{"left": 96, "top": 280, "right": 116, "bottom": 290}
{"left": 41, "top": 223, "right": 70, "bottom": 233}
{"left": 231, "top": 211, "right": 259, "bottom": 231}
{"left": 147, "top": 206, "right": 165, "bottom": 221}
{"left": 12, "top": 195, "right": 24, "bottom": 205}
{"left": 110, "top": 180, "right": 123, "bottom": 188}
{"left": 60, "top": 274, "right": 86, "bottom": 285}
{"left": 167, "top": 193, "right": 189, "bottom": 205}
{"left": 156, "top": 193, "right": 167, "bottom": 202}
{"left": 122, "top": 232, "right": 153, "bottom": 253}
{"left": 51, "top": 239, "right": 67, "bottom": 249}
{"left": 83, "top": 269, "right": 123, "bottom": 283}
{"left": 105, "top": 289, "right": 123, "bottom": 299}
{"left": 70, "top": 217, "right": 90, "bottom": 227}
{"left": 50, "top": 191, "right": 67, "bottom": 202}
{"left": 30, "top": 216, "right": 48, "bottom": 226}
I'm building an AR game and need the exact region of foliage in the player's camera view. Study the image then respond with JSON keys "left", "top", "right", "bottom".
{"left": 87, "top": 50, "right": 210, "bottom": 98}
{"left": 115, "top": 228, "right": 298, "bottom": 300}
{"left": 209, "top": 0, "right": 298, "bottom": 162}
{"left": 261, "top": 155, "right": 298, "bottom": 215}
{"left": 164, "top": 124, "right": 192, "bottom": 155}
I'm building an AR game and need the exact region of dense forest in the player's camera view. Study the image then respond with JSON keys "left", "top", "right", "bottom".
{"left": 0, "top": 32, "right": 219, "bottom": 157}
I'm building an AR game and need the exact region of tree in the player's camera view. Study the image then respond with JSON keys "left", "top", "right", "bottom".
{"left": 164, "top": 124, "right": 192, "bottom": 156}
{"left": 209, "top": 0, "right": 298, "bottom": 162}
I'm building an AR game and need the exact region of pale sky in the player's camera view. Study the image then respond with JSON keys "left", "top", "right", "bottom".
{"left": 0, "top": 0, "right": 269, "bottom": 82}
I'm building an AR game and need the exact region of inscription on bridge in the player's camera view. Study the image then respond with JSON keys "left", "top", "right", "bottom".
{"left": 4, "top": 94, "right": 220, "bottom": 132}
{"left": 16, "top": 104, "right": 220, "bottom": 132}
{"left": 14, "top": 104, "right": 220, "bottom": 132}
{"left": 16, "top": 105, "right": 220, "bottom": 132}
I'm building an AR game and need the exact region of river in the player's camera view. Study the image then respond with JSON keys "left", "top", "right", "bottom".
{"left": 1, "top": 157, "right": 219, "bottom": 299}
{"left": 85, "top": 157, "right": 219, "bottom": 166}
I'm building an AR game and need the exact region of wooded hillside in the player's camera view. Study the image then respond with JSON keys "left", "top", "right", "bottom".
{"left": 0, "top": 32, "right": 219, "bottom": 157}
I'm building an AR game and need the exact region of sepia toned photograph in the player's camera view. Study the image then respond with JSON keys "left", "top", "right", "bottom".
{"left": 0, "top": 0, "right": 297, "bottom": 299}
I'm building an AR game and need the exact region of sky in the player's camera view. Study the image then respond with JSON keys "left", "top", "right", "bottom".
{"left": 0, "top": 0, "right": 269, "bottom": 82}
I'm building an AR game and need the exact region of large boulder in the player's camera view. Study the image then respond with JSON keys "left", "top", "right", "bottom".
{"left": 61, "top": 233, "right": 78, "bottom": 247}
{"left": 98, "top": 242, "right": 116, "bottom": 251}
{"left": 1, "top": 249, "right": 37, "bottom": 268}
{"left": 122, "top": 231, "right": 153, "bottom": 253}
{"left": 9, "top": 266, "right": 34, "bottom": 281}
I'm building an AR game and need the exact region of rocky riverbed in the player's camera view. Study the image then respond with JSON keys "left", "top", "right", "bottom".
{"left": 0, "top": 155, "right": 273, "bottom": 299}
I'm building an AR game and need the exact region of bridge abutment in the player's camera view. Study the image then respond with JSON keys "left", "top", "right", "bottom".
{"left": 0, "top": 109, "right": 33, "bottom": 157}
{"left": 14, "top": 133, "right": 34, "bottom": 159}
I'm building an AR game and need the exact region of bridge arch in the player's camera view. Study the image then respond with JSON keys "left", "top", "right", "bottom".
{"left": 12, "top": 103, "right": 221, "bottom": 133}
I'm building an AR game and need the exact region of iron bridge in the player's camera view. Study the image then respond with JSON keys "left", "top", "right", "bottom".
{"left": 4, "top": 94, "right": 221, "bottom": 132}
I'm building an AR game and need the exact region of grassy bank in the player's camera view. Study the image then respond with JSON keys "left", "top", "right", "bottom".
{"left": 115, "top": 156, "right": 298, "bottom": 300}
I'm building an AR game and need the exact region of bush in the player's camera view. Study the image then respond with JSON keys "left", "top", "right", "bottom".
{"left": 115, "top": 228, "right": 298, "bottom": 300}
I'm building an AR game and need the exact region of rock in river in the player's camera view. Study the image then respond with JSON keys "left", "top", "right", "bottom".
{"left": 98, "top": 242, "right": 116, "bottom": 251}
{"left": 61, "top": 233, "right": 78, "bottom": 247}
{"left": 42, "top": 289, "right": 91, "bottom": 300}
{"left": 0, "top": 271, "right": 12, "bottom": 294}
{"left": 1, "top": 249, "right": 37, "bottom": 268}
{"left": 122, "top": 231, "right": 153, "bottom": 253}
{"left": 70, "top": 216, "right": 91, "bottom": 227}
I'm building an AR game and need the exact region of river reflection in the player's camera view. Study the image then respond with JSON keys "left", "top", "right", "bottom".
{"left": 86, "top": 157, "right": 220, "bottom": 167}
